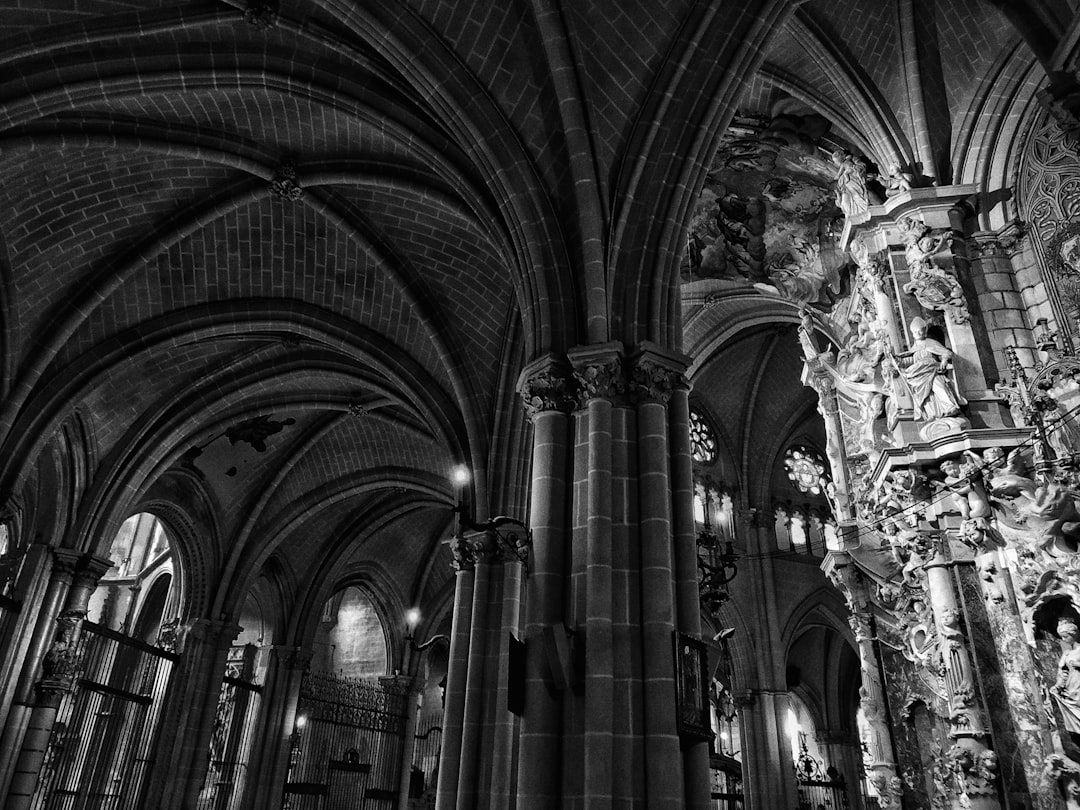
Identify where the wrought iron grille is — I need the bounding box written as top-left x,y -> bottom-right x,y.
30,621 -> 177,810
794,743 -> 850,810
284,672 -> 408,810
196,645 -> 262,810
411,719 -> 442,799
709,754 -> 744,810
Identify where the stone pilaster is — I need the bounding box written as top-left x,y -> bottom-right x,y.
969,229 -> 1038,381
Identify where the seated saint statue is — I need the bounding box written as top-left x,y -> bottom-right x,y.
895,317 -> 961,420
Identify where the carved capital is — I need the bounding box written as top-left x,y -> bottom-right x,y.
969,225 -> 1027,259
573,358 -> 624,405
269,645 -> 313,672
449,533 -> 475,571
518,355 -> 575,418
569,342 -> 624,407
627,343 -> 690,406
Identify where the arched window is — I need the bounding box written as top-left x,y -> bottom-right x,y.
87,512 -> 177,639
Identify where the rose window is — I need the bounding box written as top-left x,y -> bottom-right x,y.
689,409 -> 717,464
783,446 -> 829,495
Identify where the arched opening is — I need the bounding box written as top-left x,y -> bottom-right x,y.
31,512 -> 181,810
86,512 -> 179,637
283,585 -> 405,807
312,585 -> 390,679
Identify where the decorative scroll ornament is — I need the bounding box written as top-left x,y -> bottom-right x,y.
519,368 -> 574,419
898,217 -> 968,324
270,159 -> 303,200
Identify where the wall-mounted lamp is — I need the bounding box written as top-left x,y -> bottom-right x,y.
404,607 -> 450,652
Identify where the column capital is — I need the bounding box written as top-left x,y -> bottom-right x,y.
518,354 -> 575,418
449,532 -> 475,571
969,223 -> 1028,259
627,342 -> 690,405
569,341 -> 624,406
50,548 -> 111,586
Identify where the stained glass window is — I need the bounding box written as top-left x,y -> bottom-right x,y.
689,409 -> 717,464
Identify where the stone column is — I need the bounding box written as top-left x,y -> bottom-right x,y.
396,676 -> 420,810
508,345 -> 703,809
923,542 -> 1002,810
149,618 -> 241,810
815,730 -> 864,810
972,551 -> 1051,809
487,541 -> 524,808
239,646 -> 311,810
0,542 -> 57,797
737,689 -> 795,810
669,381 -> 710,810
515,356 -> 573,810
4,550 -> 111,810
435,533 -> 476,810
454,527 -> 525,810
804,368 -> 855,522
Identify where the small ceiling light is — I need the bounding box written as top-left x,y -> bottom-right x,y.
452,466 -> 470,485
405,607 -> 421,634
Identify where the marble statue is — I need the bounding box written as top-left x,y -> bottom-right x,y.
1056,617 -> 1080,742
941,455 -> 1001,550
894,318 -> 962,421
831,149 -> 870,219
882,163 -> 914,197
